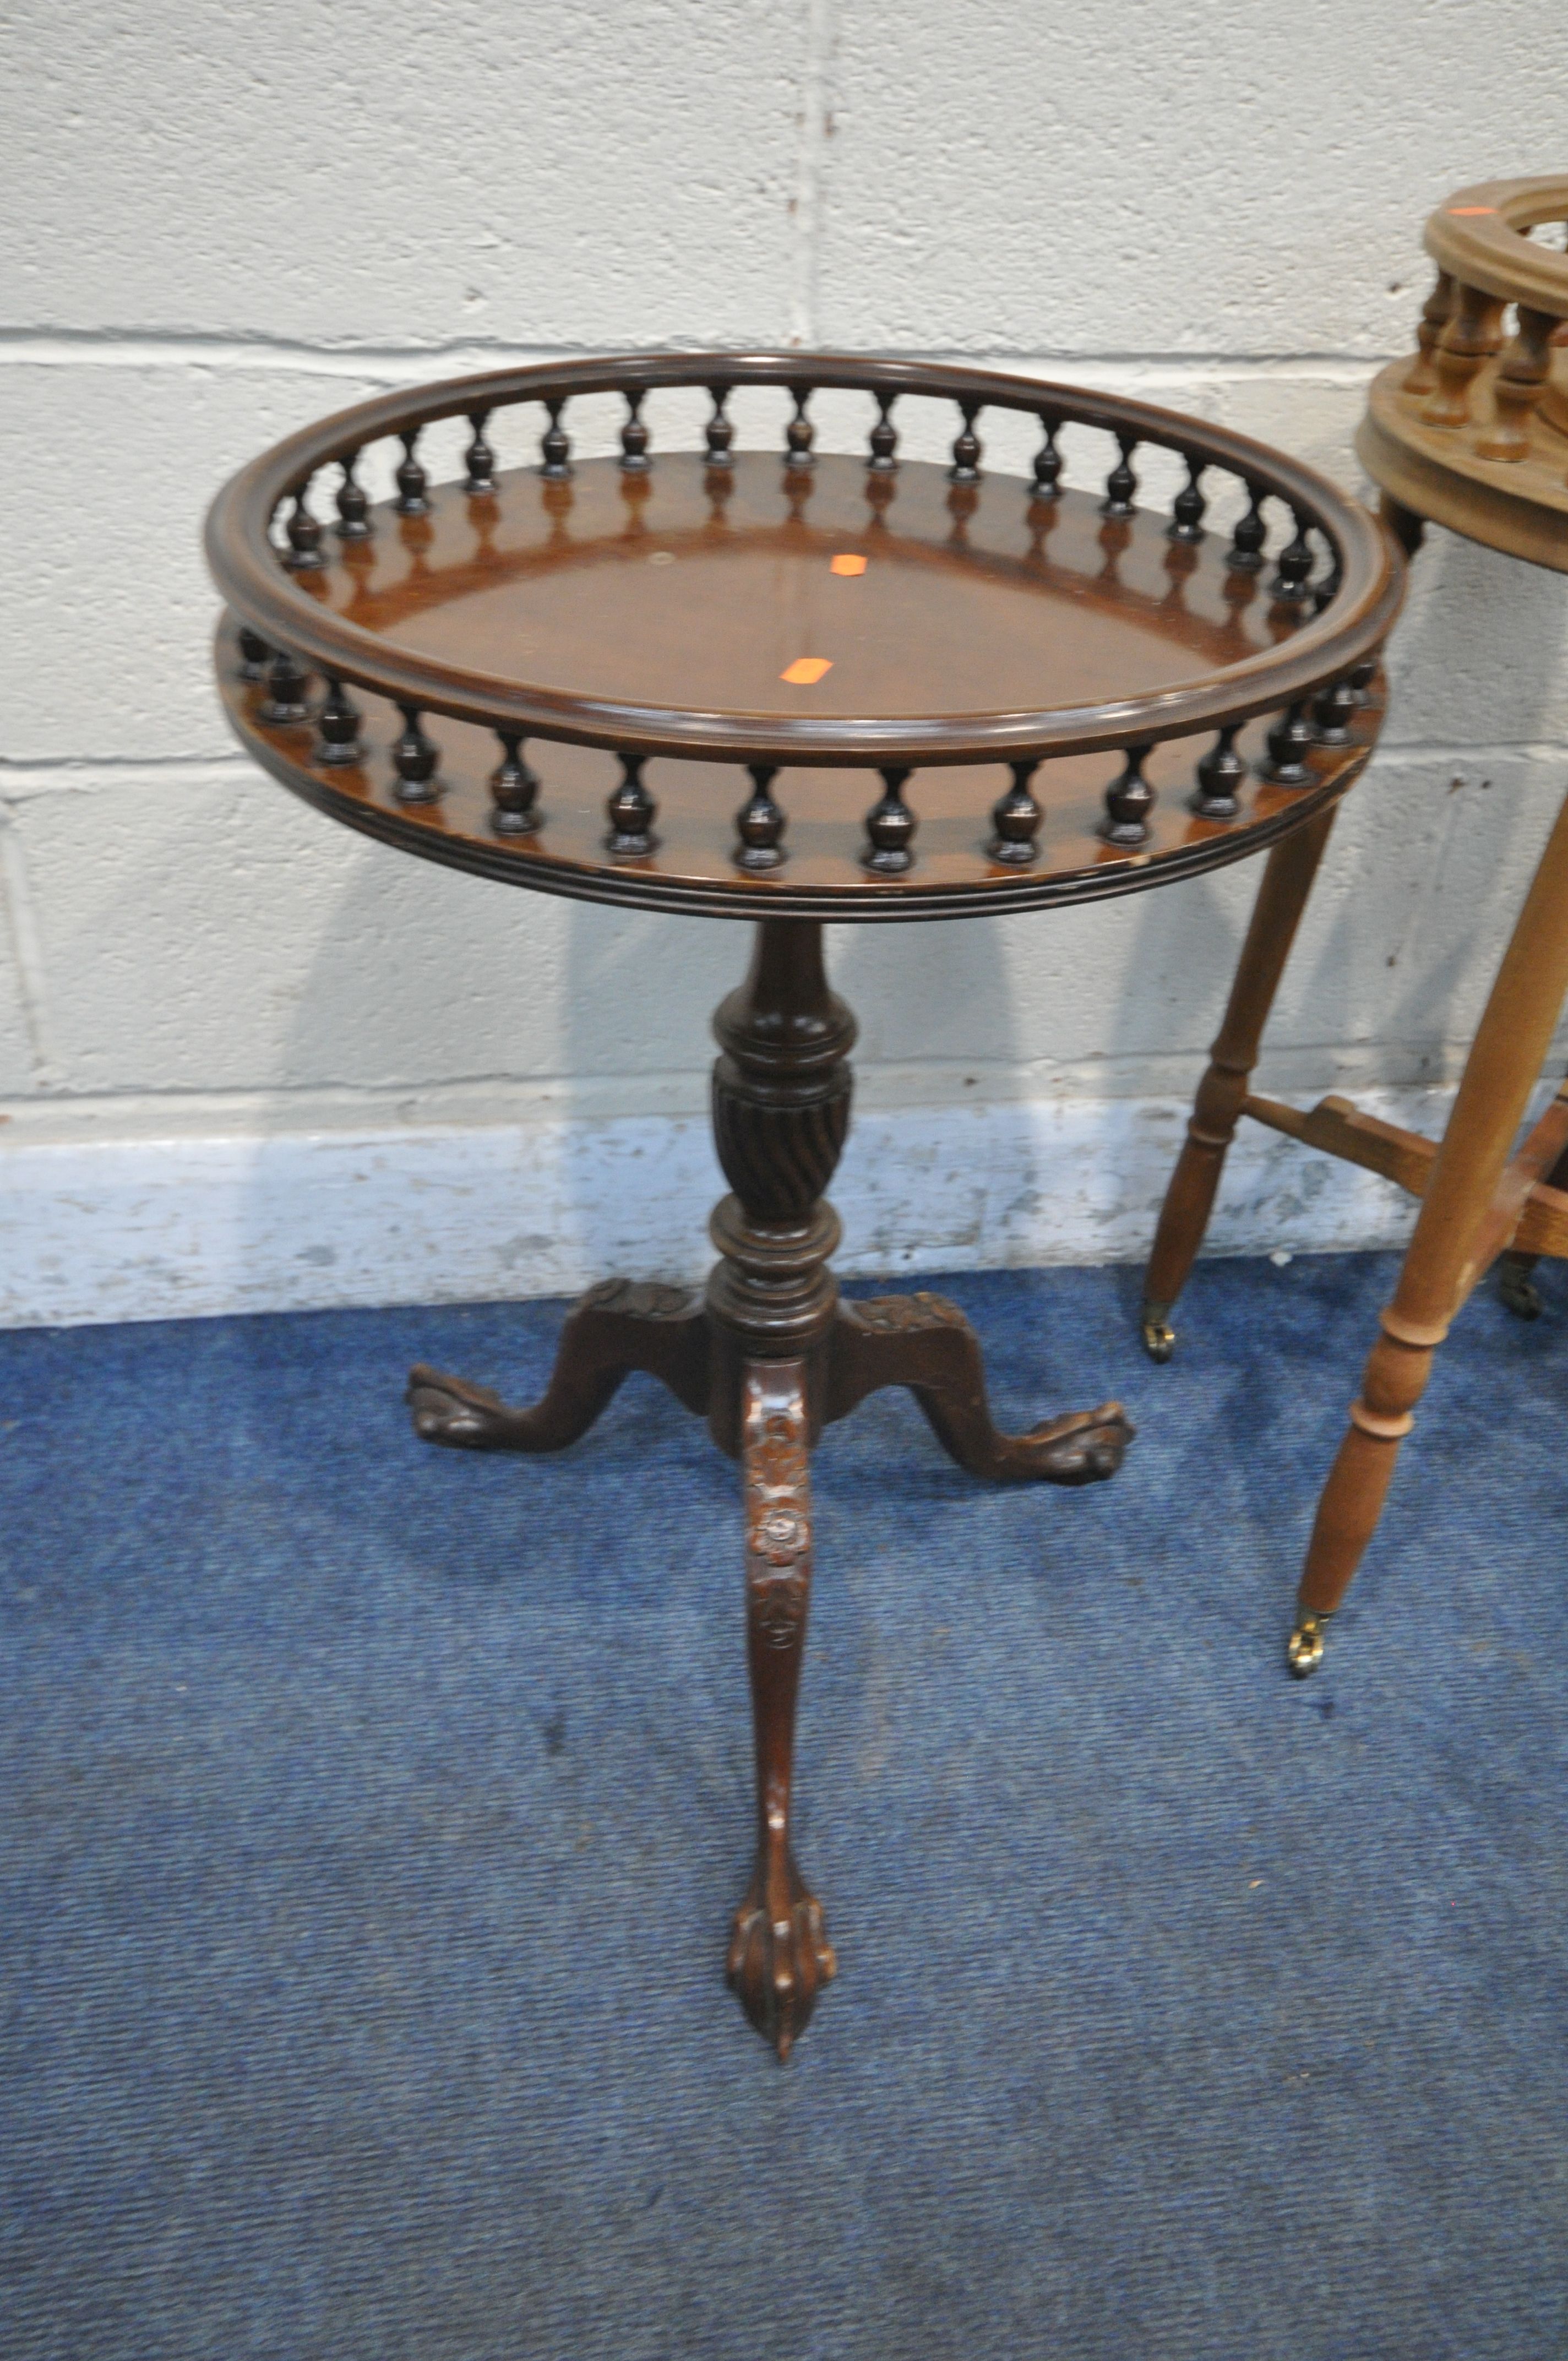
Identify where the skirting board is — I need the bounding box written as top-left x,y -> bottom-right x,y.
0,1087 -> 1447,1330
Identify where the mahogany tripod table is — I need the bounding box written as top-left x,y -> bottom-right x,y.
1143,176 -> 1568,1679
206,353 -> 1400,2054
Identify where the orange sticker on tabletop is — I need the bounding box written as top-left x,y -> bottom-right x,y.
781,657 -> 834,684
830,553 -> 867,576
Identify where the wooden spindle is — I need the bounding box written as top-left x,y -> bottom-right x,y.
605,753 -> 657,856
1311,676 -> 1358,747
1098,744 -> 1156,845
1422,282 -> 1506,428
785,388 -> 815,471
464,410 -> 497,495
949,404 -> 982,483
315,677 -> 363,766
392,705 -> 442,802
706,387 -> 734,467
395,431 -> 429,515
540,400 -> 572,479
1312,541 -> 1344,616
861,768 -> 917,873
1344,659 -> 1376,709
1168,459 -> 1207,543
1261,701 -> 1315,787
259,647 -> 309,725
1269,509 -> 1316,605
1227,482 -> 1267,572
281,483 -> 325,572
868,391 -> 899,472
1190,726 -> 1244,819
1405,269 -> 1455,394
489,733 -> 541,834
336,453 -> 372,541
734,765 -> 787,869
1032,417 -> 1063,500
1101,435 -> 1138,518
1475,307 -> 1555,461
620,389 -> 651,472
237,628 -> 270,682
987,760 -> 1044,863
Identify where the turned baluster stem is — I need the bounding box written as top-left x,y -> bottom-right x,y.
1475,306 -> 1555,461
734,765 -> 788,871
464,410 -> 497,496
395,431 -> 430,515
605,752 -> 656,856
1422,282 -> 1506,429
490,733 -> 541,834
1405,269 -> 1455,395
988,760 -> 1044,863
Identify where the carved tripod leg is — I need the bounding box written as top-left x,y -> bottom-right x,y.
826,1294 -> 1133,1484
727,1358 -> 835,2059
1292,788 -> 1568,1675
406,1278 -> 710,1453
1142,806 -> 1338,1361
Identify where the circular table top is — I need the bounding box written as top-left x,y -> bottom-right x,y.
208,354 -> 1401,921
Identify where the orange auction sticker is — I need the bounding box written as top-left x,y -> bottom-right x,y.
1447,206 -> 1496,216
830,553 -> 867,576
781,657 -> 834,684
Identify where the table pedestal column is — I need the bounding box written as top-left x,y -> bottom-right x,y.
407,917 -> 1133,2054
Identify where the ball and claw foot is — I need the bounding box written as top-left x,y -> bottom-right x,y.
1141,1302 -> 1176,1363
1022,1402 -> 1136,1485
407,1367 -> 522,1449
1287,1609 -> 1329,1678
727,1857 -> 837,2061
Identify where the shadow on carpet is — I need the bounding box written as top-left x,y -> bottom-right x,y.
2,1250 -> 1566,2360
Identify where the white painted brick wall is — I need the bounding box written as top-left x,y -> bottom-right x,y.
4,0 -> 1566,1322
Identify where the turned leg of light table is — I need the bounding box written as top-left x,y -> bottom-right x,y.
1289,786 -> 1568,1674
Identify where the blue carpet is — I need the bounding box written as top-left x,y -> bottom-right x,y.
3,1250 -> 1567,2360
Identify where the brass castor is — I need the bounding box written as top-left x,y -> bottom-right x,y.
1498,1252 -> 1542,1320
1286,1609 -> 1329,1678
1141,1302 -> 1176,1363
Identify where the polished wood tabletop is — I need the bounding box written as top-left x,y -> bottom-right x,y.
209,355 -> 1401,922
